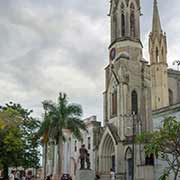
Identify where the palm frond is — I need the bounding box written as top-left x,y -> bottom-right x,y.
66,104 -> 83,117
39,92 -> 86,144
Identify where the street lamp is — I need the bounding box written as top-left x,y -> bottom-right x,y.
120,113 -> 142,180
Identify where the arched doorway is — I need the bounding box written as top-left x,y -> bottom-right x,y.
99,132 -> 116,174
125,147 -> 133,180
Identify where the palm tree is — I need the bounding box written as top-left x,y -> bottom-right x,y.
38,100 -> 53,179
39,93 -> 86,178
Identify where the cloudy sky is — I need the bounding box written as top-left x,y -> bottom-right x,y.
0,0 -> 180,121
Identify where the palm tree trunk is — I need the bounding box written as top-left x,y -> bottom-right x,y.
174,170 -> 179,180
52,143 -> 55,175
44,143 -> 48,180
57,138 -> 63,178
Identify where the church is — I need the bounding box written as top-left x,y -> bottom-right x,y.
43,0 -> 180,180
98,0 -> 180,179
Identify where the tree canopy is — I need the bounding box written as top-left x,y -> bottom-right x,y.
0,108 -> 23,170
0,102 -> 41,177
39,93 -> 86,144
137,116 -> 180,180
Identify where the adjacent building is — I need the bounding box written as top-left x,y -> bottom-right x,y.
43,116 -> 102,180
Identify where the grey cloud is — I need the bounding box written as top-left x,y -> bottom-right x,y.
0,0 -> 180,121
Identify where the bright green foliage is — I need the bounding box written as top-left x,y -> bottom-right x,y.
0,102 -> 41,178
39,93 -> 86,143
0,107 -> 24,176
137,116 -> 180,180
4,102 -> 41,169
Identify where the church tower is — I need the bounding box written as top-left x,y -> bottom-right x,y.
103,0 -> 152,132
100,0 -> 154,179
149,0 -> 169,110
109,0 -> 142,62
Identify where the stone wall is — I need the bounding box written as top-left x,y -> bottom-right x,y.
168,69 -> 180,105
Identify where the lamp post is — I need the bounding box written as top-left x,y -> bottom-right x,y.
120,113 -> 141,180
132,112 -> 136,180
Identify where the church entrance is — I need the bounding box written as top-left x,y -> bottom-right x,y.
127,158 -> 133,180
125,147 -> 133,180
99,133 -> 116,174
112,155 -> 115,171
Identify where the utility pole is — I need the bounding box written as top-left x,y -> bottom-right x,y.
120,113 -> 138,180
132,112 -> 136,180
120,111 -> 142,180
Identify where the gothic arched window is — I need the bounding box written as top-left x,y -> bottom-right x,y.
131,90 -> 138,114
111,90 -> 117,116
121,3 -> 125,37
161,47 -> 164,57
113,13 -> 118,40
169,89 -> 173,106
121,3 -> 124,9
156,47 -> 159,63
130,3 -> 135,37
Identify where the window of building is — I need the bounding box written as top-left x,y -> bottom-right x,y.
75,140 -> 77,152
121,13 -> 125,37
145,154 -> 154,166
169,89 -> 173,106
88,137 -> 91,150
111,90 -> 117,116
161,47 -> 164,58
131,90 -> 138,114
121,3 -> 124,9
113,12 -> 117,40
130,3 -> 135,37
156,47 -> 159,63
121,3 -> 125,37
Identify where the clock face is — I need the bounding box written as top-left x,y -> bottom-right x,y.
110,48 -> 116,61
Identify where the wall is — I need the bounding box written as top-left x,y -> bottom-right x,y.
168,69 -> 180,105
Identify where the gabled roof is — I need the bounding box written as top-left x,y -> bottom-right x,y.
107,123 -> 121,144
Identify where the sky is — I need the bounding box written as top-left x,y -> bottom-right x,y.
0,0 -> 180,122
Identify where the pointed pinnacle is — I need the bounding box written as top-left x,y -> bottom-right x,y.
152,0 -> 162,33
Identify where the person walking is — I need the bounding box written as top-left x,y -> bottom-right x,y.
110,169 -> 115,180
9,171 -> 16,180
95,172 -> 100,180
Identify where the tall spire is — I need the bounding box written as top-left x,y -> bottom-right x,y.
152,0 -> 162,33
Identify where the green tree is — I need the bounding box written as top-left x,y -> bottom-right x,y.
137,116 -> 180,180
39,93 -> 86,177
4,102 -> 41,169
0,107 -> 24,178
